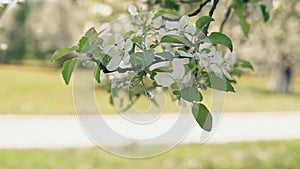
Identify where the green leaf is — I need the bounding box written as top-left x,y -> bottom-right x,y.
192,103 -> 212,131
161,0 -> 179,11
62,59 -> 77,85
161,35 -> 193,47
206,73 -> 235,92
94,67 -> 101,83
260,5 -> 270,22
237,59 -> 254,70
130,52 -> 144,67
208,32 -> 233,52
152,81 -> 160,88
130,71 -> 145,88
77,37 -> 88,53
154,8 -> 178,19
132,36 -> 143,44
196,16 -> 215,31
157,52 -> 173,61
128,91 -> 135,102
76,27 -> 103,54
84,27 -> 97,39
130,50 -> 154,68
109,95 -> 114,105
180,86 -> 203,102
144,49 -> 155,67
173,90 -> 181,96
233,0 -> 250,37
239,15 -> 250,37
50,46 -> 77,62
230,69 -> 243,77
102,55 -> 110,65
152,66 -> 173,73
150,72 -> 157,80
150,43 -> 159,49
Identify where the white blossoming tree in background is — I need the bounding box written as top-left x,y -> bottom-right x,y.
50,0 -> 272,132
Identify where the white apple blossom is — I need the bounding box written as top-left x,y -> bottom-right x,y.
196,50 -> 235,80
165,15 -> 197,35
103,33 -> 133,71
155,15 -> 198,42
154,58 -> 191,87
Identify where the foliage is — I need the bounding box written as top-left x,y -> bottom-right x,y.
51,0 -> 272,131
0,0 -> 84,65
0,1 -> 30,63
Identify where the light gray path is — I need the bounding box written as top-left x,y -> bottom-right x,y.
0,112 -> 300,149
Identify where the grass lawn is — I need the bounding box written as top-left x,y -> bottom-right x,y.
0,140 -> 299,169
0,64 -> 299,114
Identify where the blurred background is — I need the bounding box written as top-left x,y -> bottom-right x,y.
0,0 -> 299,168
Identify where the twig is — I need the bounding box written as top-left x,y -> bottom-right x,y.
220,4 -> 232,33
87,53 -> 142,73
203,0 -> 219,35
161,16 -> 180,22
88,53 -> 170,74
179,0 -> 203,3
188,0 -> 211,17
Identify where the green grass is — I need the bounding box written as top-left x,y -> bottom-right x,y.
0,64 -> 299,114
0,140 -> 299,169
224,75 -> 300,112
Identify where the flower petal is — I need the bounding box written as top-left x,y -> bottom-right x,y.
172,59 -> 187,80
107,56 -> 121,71
103,45 -> 118,57
123,53 -> 130,64
182,72 -> 192,83
185,25 -> 197,35
149,61 -> 170,71
124,39 -> 133,52
224,50 -> 237,66
103,45 -> 114,54
115,33 -> 125,48
177,50 -> 194,58
209,64 -> 223,76
211,51 -> 224,65
179,15 -> 189,27
222,67 -> 233,80
166,21 -> 180,30
154,73 -> 174,87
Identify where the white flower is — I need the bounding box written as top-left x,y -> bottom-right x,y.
196,50 -> 235,80
177,50 -> 194,58
103,33 -> 133,71
165,16 -> 197,35
195,50 -> 214,67
154,58 -> 191,87
154,72 -> 174,87
224,50 -> 237,67
128,5 -> 138,15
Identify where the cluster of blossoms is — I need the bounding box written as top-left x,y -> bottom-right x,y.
51,5 -> 252,131
101,6 -> 237,89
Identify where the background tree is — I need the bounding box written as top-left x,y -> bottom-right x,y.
0,1 -> 29,63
